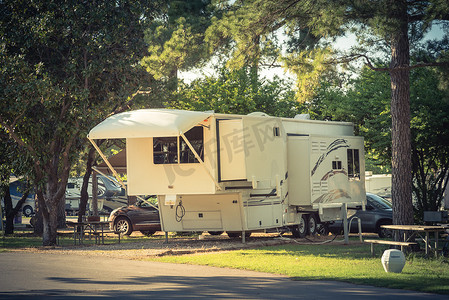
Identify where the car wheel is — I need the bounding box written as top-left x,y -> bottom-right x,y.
330,227 -> 343,235
308,214 -> 318,236
114,216 -> 133,235
208,231 -> 224,236
22,205 -> 33,217
140,230 -> 156,236
291,215 -> 308,238
317,223 -> 330,236
377,220 -> 393,238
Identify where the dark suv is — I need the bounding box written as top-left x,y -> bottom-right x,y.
328,193 -> 393,238
108,200 -> 161,236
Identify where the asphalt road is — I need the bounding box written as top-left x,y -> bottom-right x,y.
0,252 -> 446,299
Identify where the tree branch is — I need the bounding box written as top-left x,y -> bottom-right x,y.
409,61 -> 449,70
0,117 -> 37,157
107,89 -> 152,117
334,53 -> 449,71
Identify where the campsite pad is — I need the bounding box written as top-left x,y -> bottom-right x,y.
12,232 -> 337,259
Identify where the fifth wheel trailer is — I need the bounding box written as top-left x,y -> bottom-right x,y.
88,109 -> 366,238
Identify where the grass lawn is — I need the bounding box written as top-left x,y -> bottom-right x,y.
147,241 -> 449,295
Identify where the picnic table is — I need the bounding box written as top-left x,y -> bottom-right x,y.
64,220 -> 112,245
381,224 -> 449,258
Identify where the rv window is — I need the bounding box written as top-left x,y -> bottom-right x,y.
153,126 -> 204,164
332,161 -> 342,170
273,127 -> 280,137
347,149 -> 360,179
153,137 -> 178,164
180,126 -> 204,163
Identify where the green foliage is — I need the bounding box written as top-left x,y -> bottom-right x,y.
410,67 -> 449,219
282,48 -> 336,102
141,0 -> 216,85
168,65 -> 302,117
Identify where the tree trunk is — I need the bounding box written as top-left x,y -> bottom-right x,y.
38,185 -> 66,246
92,171 -> 98,216
57,194 -> 66,228
389,0 -> 414,237
78,146 -> 96,222
37,155 -> 71,246
3,184 -> 14,235
3,182 -> 29,235
42,200 -> 58,246
32,204 -> 44,235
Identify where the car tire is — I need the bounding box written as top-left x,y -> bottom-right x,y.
377,220 -> 393,238
140,230 -> 156,236
208,231 -> 224,236
291,215 -> 308,238
317,223 -> 330,236
22,205 -> 33,217
114,216 -> 133,235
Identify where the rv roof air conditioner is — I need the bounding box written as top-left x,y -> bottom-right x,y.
247,112 -> 269,117
294,114 -> 310,120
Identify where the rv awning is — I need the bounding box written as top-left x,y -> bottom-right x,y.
88,109 -> 213,139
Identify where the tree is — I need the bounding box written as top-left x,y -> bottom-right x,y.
141,0 -> 218,91
0,1 -> 158,245
0,130 -> 33,235
169,64 -> 302,117
207,0 -> 449,229
409,67 -> 449,221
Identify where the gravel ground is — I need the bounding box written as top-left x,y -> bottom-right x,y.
11,232 -> 341,260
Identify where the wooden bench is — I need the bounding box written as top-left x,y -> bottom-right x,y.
364,239 -> 417,257
57,229 -> 81,245
90,230 -> 121,244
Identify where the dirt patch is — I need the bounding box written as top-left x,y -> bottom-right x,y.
10,232 -> 341,260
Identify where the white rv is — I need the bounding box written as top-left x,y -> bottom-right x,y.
88,109 -> 366,238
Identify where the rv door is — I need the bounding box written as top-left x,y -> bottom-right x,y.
217,119 -> 247,181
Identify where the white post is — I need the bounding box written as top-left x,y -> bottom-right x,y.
342,203 -> 349,244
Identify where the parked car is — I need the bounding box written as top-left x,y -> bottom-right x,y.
108,200 -> 161,236
328,193 -> 393,238
2,178 -> 35,217
65,175 -> 123,214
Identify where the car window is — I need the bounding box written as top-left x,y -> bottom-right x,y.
138,201 -> 158,209
367,194 -> 392,210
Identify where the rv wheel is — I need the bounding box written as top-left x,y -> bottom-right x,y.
291,215 -> 308,238
308,214 -> 318,236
